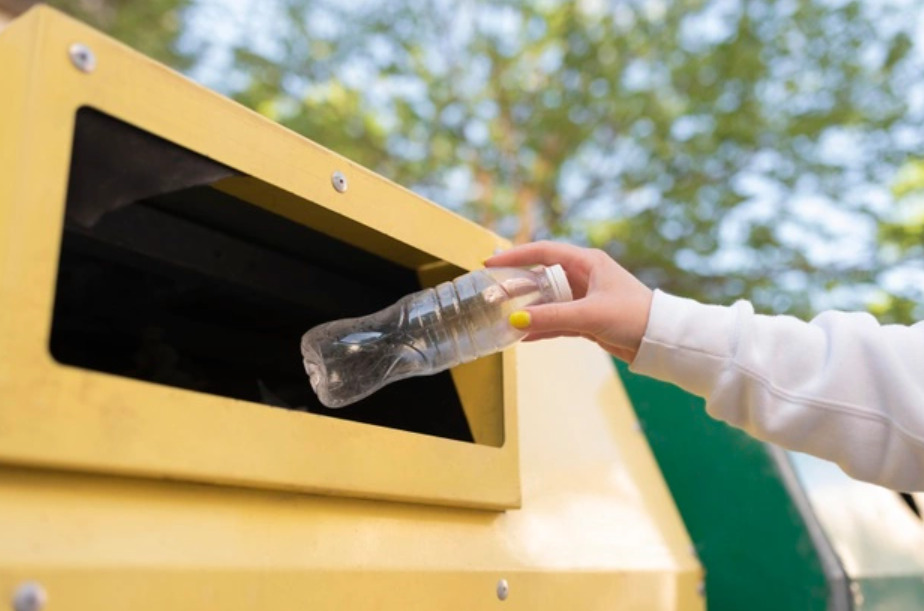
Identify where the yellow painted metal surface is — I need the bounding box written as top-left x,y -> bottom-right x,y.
0,6 -> 516,510
1,340 -> 702,609
0,7 -> 702,609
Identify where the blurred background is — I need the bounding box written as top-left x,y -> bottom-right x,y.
3,0 -> 923,322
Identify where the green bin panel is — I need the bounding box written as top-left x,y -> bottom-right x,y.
615,360 -> 829,610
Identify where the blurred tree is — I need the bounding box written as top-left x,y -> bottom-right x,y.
46,0 -> 193,69
874,158 -> 924,322
219,0 -> 923,319
47,0 -> 924,320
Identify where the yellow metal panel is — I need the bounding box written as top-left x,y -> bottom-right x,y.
213,176 -> 446,271
0,10 -> 38,345
0,8 -> 702,607
0,339 -> 702,610
449,354 -> 505,447
0,6 -> 517,509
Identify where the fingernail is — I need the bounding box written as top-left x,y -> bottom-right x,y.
509,310 -> 531,330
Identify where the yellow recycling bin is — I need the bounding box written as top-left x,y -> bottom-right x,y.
0,7 -> 702,609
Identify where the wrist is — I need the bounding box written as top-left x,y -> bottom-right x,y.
628,287 -> 654,353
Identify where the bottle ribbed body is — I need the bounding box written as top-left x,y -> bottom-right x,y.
301,265 -> 570,408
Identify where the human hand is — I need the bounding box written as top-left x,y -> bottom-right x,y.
485,241 -> 654,362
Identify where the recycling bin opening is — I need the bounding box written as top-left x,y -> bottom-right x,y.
49,107 -> 482,444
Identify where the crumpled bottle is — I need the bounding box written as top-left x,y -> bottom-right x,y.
301,264 -> 573,408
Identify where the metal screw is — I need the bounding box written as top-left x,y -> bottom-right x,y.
697,581 -> 705,597
68,43 -> 96,73
12,582 -> 47,611
331,171 -> 348,193
496,578 -> 509,601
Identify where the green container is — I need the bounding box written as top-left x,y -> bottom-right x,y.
615,360 -> 830,610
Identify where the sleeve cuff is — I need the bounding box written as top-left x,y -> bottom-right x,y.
629,290 -> 745,397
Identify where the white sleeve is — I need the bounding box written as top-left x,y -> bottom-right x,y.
629,289 -> 924,491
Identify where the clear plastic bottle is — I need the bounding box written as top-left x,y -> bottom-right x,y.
301,265 -> 573,408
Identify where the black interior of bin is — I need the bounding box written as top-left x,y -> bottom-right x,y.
49,107 -> 474,443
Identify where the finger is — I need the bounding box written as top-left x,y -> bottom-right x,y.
508,301 -> 585,335
485,240 -> 590,272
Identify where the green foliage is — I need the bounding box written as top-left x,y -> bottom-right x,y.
215,0 -> 923,320
51,0 -> 924,322
868,292 -> 920,326
875,158 -> 924,322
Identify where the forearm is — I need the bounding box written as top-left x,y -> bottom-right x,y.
630,290 -> 924,491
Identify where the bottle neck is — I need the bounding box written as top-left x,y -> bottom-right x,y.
536,264 -> 573,303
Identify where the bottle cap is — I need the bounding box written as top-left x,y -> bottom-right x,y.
544,264 -> 573,302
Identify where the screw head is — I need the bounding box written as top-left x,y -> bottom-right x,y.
496,578 -> 509,601
697,580 -> 705,597
12,582 -> 47,611
68,43 -> 96,73
331,171 -> 348,193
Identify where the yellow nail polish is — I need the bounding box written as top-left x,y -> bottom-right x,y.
509,311 -> 531,330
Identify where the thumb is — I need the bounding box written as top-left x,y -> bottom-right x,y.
509,301 -> 585,335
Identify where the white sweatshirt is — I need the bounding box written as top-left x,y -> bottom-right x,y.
630,290 -> 924,492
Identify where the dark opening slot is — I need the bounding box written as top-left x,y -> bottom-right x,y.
50,107 -> 474,443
